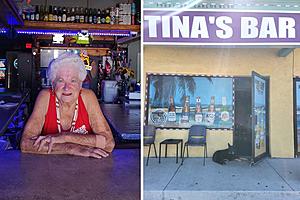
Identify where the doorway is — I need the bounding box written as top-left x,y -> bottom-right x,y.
234,72 -> 269,163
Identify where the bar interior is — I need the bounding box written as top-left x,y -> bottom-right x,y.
0,0 -> 140,199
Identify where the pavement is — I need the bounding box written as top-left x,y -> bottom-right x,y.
144,157 -> 300,200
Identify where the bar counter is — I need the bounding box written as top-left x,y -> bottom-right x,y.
0,149 -> 140,200
100,104 -> 140,140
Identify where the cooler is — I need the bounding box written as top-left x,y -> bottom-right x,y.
102,80 -> 118,103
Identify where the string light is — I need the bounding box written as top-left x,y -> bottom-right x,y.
16,29 -> 131,36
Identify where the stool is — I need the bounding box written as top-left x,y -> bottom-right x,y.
159,139 -> 183,164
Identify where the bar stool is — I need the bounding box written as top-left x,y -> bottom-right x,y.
159,139 -> 183,163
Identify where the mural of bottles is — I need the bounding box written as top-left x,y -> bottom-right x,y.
147,75 -> 233,129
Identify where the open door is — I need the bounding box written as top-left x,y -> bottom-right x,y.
251,71 -> 269,163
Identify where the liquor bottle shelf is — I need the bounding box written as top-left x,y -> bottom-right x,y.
19,21 -> 140,32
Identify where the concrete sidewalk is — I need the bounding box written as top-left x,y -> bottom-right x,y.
144,157 -> 300,200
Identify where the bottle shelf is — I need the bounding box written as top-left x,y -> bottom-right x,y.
20,21 -> 140,32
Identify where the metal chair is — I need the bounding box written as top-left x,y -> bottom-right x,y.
181,125 -> 207,166
144,125 -> 157,166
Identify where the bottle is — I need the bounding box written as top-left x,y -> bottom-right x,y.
100,9 -> 106,24
181,96 -> 190,123
93,8 -> 97,24
206,96 -> 216,125
97,9 -> 101,24
67,7 -> 71,22
39,5 -> 44,21
62,7 -> 67,22
131,2 -> 136,25
48,5 -> 53,21
135,10 -> 140,25
53,6 -> 58,21
57,7 -> 62,22
75,7 -> 80,23
43,5 -> 49,21
70,7 -> 75,22
79,7 -> 85,23
220,96 -> 230,122
168,96 -> 176,122
35,5 -> 39,21
88,8 -> 93,24
110,7 -> 115,25
115,5 -> 119,24
22,9 -> 26,20
30,6 -> 35,21
194,97 -> 203,123
105,9 -> 111,24
84,8 -> 89,23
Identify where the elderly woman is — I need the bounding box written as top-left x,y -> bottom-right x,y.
21,52 -> 115,158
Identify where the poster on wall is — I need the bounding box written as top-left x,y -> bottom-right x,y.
146,74 -> 233,129
253,75 -> 266,155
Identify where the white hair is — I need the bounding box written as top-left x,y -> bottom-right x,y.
47,52 -> 87,83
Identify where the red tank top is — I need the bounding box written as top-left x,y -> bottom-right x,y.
42,89 -> 92,135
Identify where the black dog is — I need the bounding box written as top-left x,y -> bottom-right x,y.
212,143 -> 238,165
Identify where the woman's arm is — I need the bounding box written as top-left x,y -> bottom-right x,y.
20,89 -> 50,154
20,90 -> 75,155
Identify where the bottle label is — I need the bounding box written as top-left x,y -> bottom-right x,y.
49,14 -> 53,21
220,111 -> 229,122
30,14 -> 35,21
195,113 -> 203,123
62,14 -> 66,22
110,16 -> 115,24
105,16 -> 111,24
206,112 -> 215,124
168,112 -> 176,122
80,16 -> 84,23
181,114 -> 189,123
97,17 -> 101,24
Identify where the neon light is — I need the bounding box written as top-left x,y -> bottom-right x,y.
17,29 -> 132,36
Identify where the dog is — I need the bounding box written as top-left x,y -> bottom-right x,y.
212,143 -> 238,165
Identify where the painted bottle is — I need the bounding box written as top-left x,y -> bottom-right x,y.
181,96 -> 190,123
206,96 -> 216,125
220,96 -> 230,122
168,96 -> 176,122
195,96 -> 203,123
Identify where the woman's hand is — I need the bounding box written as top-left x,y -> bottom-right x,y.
72,146 -> 109,159
32,134 -> 65,153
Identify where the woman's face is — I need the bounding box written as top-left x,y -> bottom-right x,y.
53,67 -> 82,104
